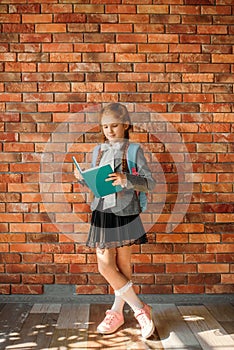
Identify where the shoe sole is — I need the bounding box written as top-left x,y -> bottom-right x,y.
142,320 -> 155,339
142,305 -> 155,339
97,320 -> 125,334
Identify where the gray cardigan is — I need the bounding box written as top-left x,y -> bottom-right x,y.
90,144 -> 156,216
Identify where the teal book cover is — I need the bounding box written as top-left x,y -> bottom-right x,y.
72,156 -> 122,198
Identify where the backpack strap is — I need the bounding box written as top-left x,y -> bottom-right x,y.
127,143 -> 147,212
127,143 -> 140,175
92,144 -> 101,167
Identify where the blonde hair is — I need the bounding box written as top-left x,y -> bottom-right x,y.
99,103 -> 132,141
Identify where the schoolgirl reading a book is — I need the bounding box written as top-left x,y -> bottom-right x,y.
74,103 -> 156,339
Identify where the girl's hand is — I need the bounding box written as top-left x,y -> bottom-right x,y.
106,172 -> 127,188
74,168 -> 83,181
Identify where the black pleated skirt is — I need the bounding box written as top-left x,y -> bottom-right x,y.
86,209 -> 147,249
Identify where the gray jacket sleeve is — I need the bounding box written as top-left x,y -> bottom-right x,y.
125,146 -> 156,192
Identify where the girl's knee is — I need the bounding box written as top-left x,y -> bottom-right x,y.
96,248 -> 116,277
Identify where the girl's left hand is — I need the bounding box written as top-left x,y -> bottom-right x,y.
106,172 -> 127,188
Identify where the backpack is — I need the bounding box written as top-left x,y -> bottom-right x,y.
91,143 -> 147,212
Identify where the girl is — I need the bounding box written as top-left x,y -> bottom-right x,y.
74,103 -> 156,339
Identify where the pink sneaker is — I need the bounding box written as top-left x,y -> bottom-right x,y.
97,310 -> 124,334
134,304 -> 155,339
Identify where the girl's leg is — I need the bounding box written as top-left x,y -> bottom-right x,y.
111,245 -> 132,313
96,247 -> 128,290
97,246 -> 143,310
97,246 -> 154,338
96,247 -> 127,334
116,245 -> 132,280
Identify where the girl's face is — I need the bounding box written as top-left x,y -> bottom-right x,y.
101,113 -> 129,143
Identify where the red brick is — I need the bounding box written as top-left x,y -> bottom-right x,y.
38,264 -> 68,274
180,53 -> 210,63
105,82 -> 136,92
0,285 -> 10,294
135,63 -> 164,72
54,14 -> 86,23
180,34 -> 210,44
87,14 -> 118,23
0,253 -> 21,263
106,5 -> 136,14
101,24 -> 132,32
5,62 -> 36,72
54,254 -> 86,264
76,285 -> 107,295
0,214 -> 23,223
20,34 -> 51,43
217,254 -> 234,263
10,224 -> 41,233
11,285 -> 43,294
198,264 -> 229,273
166,63 -> 197,72
3,24 -> 34,33
0,233 -> 25,243
198,25 -> 228,34
166,264 -> 197,274
0,243 -> 9,252
0,274 -> 20,284
174,285 -> 205,293
55,274 -> 87,285
119,14 -> 149,23
70,264 -> 98,274
206,285 -> 234,294
137,5 -> 168,13
117,34 -> 145,45
216,214 -> 234,223
83,53 -> 114,63
212,54 -> 234,63
8,3 -> 39,12
182,15 -> 212,24
6,264 -> 36,274
0,14 -> 20,22
36,24 -> 66,33
22,253 -> 52,263
157,234 -> 189,243
119,93 -> 151,103
185,254 -> 216,263
141,285 -> 172,294
221,274 -> 234,284
153,254 -> 183,263
22,275 -> 54,284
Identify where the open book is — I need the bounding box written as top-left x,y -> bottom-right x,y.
72,156 -> 122,198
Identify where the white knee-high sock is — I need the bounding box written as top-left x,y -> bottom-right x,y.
111,295 -> 125,314
115,281 -> 143,312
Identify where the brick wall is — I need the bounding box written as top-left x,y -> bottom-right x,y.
0,1 -> 233,295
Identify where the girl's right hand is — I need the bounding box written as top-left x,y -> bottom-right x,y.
74,168 -> 83,181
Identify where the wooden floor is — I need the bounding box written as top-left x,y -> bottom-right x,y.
0,302 -> 234,350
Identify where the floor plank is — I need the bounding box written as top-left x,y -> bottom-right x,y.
178,304 -> 234,350
49,328 -> 88,349
56,303 -> 90,329
151,303 -> 202,350
204,303 -> 234,341
0,303 -> 32,350
5,312 -> 59,350
204,303 -> 234,322
49,304 -> 90,349
30,303 -> 61,314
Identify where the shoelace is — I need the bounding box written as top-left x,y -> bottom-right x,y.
136,312 -> 150,329
105,313 -> 117,325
